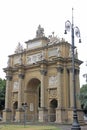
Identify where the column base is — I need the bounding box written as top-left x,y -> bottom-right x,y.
15,108 -> 24,122
55,108 -> 63,123
38,107 -> 47,122
55,108 -> 85,124
3,108 -> 12,122
67,108 -> 85,125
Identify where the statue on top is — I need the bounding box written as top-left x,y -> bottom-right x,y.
36,25 -> 44,38
15,42 -> 23,54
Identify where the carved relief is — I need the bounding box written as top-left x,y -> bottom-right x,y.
49,89 -> 57,98
48,47 -> 61,58
26,52 -> 45,64
48,48 -> 57,57
13,55 -> 22,65
13,92 -> 18,102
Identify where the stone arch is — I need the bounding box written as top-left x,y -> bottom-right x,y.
13,101 -> 18,120
26,78 -> 41,121
49,99 -> 58,122
50,99 -> 58,108
13,101 -> 18,109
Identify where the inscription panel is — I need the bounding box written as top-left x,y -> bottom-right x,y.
13,82 -> 19,91
48,75 -> 57,87
27,41 -> 42,49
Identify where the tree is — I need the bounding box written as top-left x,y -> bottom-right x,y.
79,84 -> 87,114
0,78 -> 6,110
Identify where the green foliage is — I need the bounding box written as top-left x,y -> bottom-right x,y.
0,78 -> 6,110
79,84 -> 87,110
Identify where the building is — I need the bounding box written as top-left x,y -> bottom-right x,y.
3,25 -> 83,123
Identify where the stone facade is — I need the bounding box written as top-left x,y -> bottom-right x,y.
3,25 -> 84,124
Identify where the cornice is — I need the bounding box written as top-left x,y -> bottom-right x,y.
66,57 -> 83,65
3,66 -> 13,72
25,36 -> 49,43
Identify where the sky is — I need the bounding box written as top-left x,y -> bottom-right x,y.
0,0 -> 87,87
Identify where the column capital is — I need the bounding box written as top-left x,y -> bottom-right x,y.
68,68 -> 79,74
40,69 -> 47,76
18,73 -> 25,79
67,68 -> 73,73
6,75 -> 12,81
56,67 -> 63,73
3,108 -> 12,112
75,69 -> 79,74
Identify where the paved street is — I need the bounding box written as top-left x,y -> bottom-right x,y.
58,125 -> 87,130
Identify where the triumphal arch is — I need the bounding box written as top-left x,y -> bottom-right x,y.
3,25 -> 83,123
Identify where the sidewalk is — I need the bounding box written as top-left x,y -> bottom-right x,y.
59,125 -> 87,130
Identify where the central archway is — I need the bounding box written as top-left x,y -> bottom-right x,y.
26,78 -> 41,121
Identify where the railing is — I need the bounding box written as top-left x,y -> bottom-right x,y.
6,113 -> 56,123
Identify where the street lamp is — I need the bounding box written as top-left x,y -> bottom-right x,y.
22,103 -> 28,126
64,8 -> 81,130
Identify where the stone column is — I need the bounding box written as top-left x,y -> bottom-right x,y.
3,75 -> 12,122
40,69 -> 47,108
15,73 -> 24,122
55,67 -> 63,123
18,73 -> 24,109
38,69 -> 47,122
56,67 -> 63,108
75,69 -> 81,108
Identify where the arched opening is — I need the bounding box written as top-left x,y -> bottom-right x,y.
38,84 -> 41,108
26,78 -> 41,121
50,99 -> 58,122
13,101 -> 18,120
13,101 -> 18,109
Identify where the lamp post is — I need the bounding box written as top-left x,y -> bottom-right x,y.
64,8 -> 81,130
22,103 -> 28,126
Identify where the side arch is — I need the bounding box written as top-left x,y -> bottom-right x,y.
49,99 -> 58,122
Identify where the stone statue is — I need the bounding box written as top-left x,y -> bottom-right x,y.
7,58 -> 10,67
57,47 -> 61,57
36,25 -> 44,38
74,48 -> 78,59
69,47 -> 72,57
15,42 -> 23,54
69,47 -> 78,59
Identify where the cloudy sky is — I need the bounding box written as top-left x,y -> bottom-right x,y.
0,0 -> 87,87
